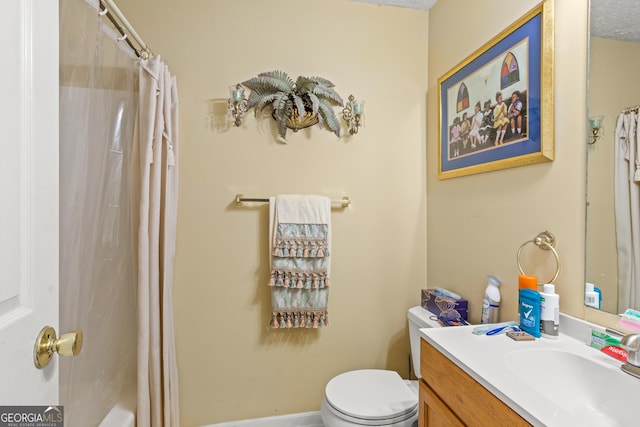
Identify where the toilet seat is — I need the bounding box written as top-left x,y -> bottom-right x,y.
324,369 -> 417,425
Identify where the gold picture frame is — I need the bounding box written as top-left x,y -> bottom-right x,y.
438,0 -> 554,180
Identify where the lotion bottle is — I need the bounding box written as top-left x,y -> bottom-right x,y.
540,283 -> 560,338
481,275 -> 501,324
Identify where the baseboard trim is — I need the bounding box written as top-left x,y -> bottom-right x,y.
204,411 -> 323,427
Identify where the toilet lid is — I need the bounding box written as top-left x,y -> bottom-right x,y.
324,369 -> 417,421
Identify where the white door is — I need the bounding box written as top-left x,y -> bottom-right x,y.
0,0 -> 60,404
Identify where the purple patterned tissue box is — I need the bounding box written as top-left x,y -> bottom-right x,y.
421,289 -> 468,321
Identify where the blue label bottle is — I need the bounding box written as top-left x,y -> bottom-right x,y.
519,288 -> 541,338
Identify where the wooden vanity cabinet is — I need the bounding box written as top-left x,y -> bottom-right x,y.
418,338 -> 531,426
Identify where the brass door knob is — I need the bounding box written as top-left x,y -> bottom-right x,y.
33,326 -> 83,369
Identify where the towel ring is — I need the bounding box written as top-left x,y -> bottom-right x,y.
517,231 -> 560,285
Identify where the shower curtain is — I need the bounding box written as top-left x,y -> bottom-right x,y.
60,1 -> 179,425
137,55 -> 180,427
614,109 -> 640,311
60,1 -> 139,424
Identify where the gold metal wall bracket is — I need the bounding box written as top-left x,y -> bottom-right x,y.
33,326 -> 83,369
532,231 -> 556,249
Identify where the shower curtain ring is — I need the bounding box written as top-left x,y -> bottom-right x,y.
99,5 -> 108,16
117,33 -> 128,42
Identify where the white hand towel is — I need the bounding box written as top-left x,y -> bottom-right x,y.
268,195 -> 331,329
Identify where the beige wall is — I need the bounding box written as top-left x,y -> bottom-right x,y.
116,0 -> 621,425
120,0 -> 428,425
427,0 -> 589,323
586,38 -> 640,313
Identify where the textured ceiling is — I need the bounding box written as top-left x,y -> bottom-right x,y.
355,0 -> 640,43
590,0 -> 640,42
352,0 -> 436,10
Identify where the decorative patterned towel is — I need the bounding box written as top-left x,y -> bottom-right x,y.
268,195 -> 331,329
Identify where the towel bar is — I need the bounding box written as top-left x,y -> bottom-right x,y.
235,194 -> 351,208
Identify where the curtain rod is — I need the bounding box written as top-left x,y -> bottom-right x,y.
100,0 -> 152,59
623,105 -> 640,114
235,194 -> 351,208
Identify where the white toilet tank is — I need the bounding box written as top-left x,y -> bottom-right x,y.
407,306 -> 441,378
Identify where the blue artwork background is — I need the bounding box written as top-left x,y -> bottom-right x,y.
440,13 -> 542,173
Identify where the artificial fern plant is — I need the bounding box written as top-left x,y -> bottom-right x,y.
241,70 -> 344,141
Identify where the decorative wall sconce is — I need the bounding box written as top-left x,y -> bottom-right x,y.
227,84 -> 247,127
229,71 -> 344,142
342,95 -> 364,135
588,115 -> 604,145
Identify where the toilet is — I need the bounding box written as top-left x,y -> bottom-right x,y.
320,306 -> 441,427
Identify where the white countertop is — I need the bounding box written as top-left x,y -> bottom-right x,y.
420,319 -> 636,427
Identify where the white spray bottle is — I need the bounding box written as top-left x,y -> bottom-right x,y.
481,275 -> 502,324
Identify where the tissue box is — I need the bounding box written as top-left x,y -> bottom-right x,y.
421,289 -> 468,321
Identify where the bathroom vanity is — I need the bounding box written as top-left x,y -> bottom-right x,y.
417,316 -> 639,426
418,338 -> 528,426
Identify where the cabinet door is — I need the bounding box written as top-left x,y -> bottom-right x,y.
419,380 -> 464,427
420,339 -> 531,426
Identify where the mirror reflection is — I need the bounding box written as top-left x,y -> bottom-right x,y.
586,0 -> 640,313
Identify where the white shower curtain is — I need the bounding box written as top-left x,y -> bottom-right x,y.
137,55 -> 180,427
614,110 -> 640,311
60,0 -> 139,425
61,1 -> 180,425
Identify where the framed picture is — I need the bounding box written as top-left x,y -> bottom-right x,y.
438,0 -> 554,179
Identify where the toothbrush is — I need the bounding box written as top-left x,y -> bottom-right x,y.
472,321 -> 518,335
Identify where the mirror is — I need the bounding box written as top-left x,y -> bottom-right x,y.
586,0 -> 640,314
